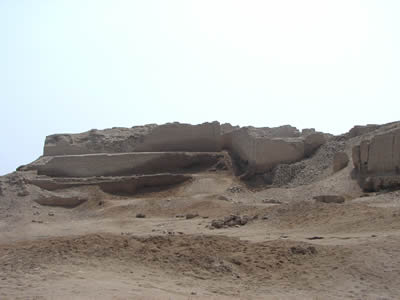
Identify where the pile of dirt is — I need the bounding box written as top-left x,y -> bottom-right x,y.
0,233 -> 331,283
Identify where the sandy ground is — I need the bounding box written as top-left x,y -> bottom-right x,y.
1,164 -> 400,299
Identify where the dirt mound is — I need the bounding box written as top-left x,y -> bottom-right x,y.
0,233 -> 334,282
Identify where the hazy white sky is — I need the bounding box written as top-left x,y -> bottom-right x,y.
1,0 -> 399,175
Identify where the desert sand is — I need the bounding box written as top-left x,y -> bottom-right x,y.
1,122 -> 400,299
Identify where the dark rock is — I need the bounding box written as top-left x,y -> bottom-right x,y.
186,213 -> 199,220
136,213 -> 146,218
211,219 -> 225,229
17,189 -> 29,197
230,258 -> 242,265
262,199 -> 282,204
360,193 -> 371,198
307,236 -> 324,240
314,195 -> 345,204
217,195 -> 229,201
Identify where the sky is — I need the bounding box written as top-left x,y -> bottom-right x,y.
1,0 -> 399,175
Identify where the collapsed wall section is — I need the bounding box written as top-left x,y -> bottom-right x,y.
224,127 -> 324,175
37,152 -> 223,177
254,138 -> 304,172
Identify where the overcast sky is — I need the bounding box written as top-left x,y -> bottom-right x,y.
1,0 -> 399,175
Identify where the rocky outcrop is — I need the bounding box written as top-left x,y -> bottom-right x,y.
44,122 -> 221,156
352,127 -> 400,191
36,152 -> 223,177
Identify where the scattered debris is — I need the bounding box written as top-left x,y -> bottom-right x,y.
210,215 -> 250,229
227,186 -> 243,193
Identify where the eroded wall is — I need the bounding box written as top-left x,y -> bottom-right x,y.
44,122 -> 221,156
